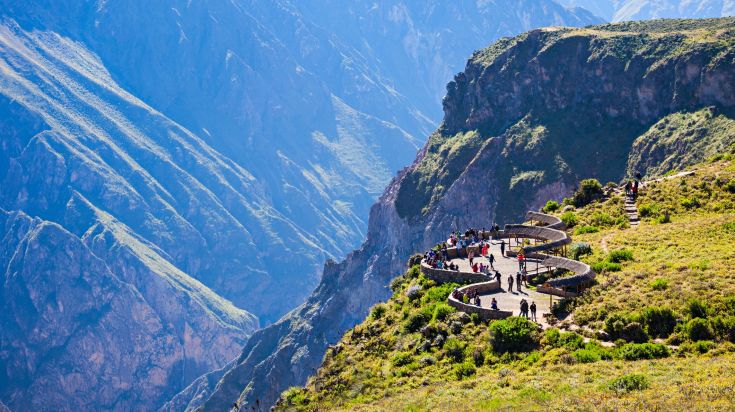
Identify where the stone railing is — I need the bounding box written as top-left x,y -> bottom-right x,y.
447,281 -> 512,320
500,224 -> 571,254
525,211 -> 566,230
420,261 -> 492,284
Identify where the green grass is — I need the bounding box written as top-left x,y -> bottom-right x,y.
276,160 -> 735,411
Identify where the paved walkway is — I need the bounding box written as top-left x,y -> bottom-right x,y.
447,241 -> 560,327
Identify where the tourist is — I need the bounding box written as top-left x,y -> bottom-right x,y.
495,270 -> 501,286
469,249 -> 475,266
488,253 -> 495,270
481,242 -> 489,257
635,171 -> 642,181
625,180 -> 632,197
508,274 -> 514,292
474,294 -> 481,307
517,248 -> 525,270
521,267 -> 528,286
500,240 -> 506,257
633,180 -> 639,198
491,298 -> 499,311
516,271 -> 522,292
520,299 -> 529,318
530,301 -> 537,321
472,262 -> 479,273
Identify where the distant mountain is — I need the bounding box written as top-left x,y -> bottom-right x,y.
0,0 -> 601,324
559,0 -> 735,21
0,21 -> 258,411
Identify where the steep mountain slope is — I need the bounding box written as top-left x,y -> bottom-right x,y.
0,208 -> 254,411
277,159 -> 735,411
0,21 -> 261,411
559,0 -> 735,22
188,18 -> 735,411
1,0 -> 601,322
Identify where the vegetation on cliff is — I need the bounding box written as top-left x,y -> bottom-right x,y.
277,157 -> 735,411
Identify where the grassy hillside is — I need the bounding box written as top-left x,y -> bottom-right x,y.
276,156 -> 735,411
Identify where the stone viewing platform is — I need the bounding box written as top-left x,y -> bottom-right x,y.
420,211 -> 596,326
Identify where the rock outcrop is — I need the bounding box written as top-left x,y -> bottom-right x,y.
186,17 -> 735,411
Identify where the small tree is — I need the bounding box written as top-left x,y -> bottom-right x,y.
573,179 -> 603,207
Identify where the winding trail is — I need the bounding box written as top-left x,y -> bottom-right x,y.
421,211 -> 595,327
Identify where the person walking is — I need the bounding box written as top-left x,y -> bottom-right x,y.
507,274 -> 514,292
500,240 -> 506,257
517,249 -> 525,271
488,253 -> 495,270
495,270 -> 502,286
530,301 -> 537,322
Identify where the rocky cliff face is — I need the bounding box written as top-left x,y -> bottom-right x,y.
0,21 -> 259,411
0,209 -> 253,411
186,17 -> 735,411
559,0 -> 735,22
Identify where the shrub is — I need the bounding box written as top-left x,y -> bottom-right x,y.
391,351 -> 413,367
592,261 -> 621,273
574,225 -> 599,235
470,313 -> 481,325
433,303 -> 456,322
406,285 -> 422,300
607,249 -> 633,263
453,362 -> 476,380
573,179 -> 604,207
639,307 -> 676,338
542,200 -> 560,212
282,387 -> 310,407
608,374 -> 649,393
622,322 -> 649,343
649,278 -> 669,291
443,337 -> 466,362
404,311 -> 430,333
638,203 -> 659,218
569,242 -> 592,260
560,211 -> 578,228
681,340 -> 717,354
687,318 -> 713,341
604,313 -> 629,339
617,343 -> 670,360
688,298 -> 710,319
680,197 -> 701,210
370,304 -> 387,320
489,317 -> 539,353
573,348 -> 601,363
655,212 -> 671,224
472,347 -> 485,367
423,283 -> 459,303
724,180 -> 735,194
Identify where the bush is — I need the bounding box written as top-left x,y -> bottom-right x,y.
443,337 -> 466,362
423,283 -> 459,304
569,242 -> 592,260
404,311 -> 430,333
560,211 -> 578,228
680,197 -> 701,210
617,343 -> 670,360
604,313 -> 629,339
607,249 -> 633,263
655,212 -> 671,224
622,322 -> 649,343
608,374 -> 649,393
406,285 -> 422,300
540,329 -> 584,350
638,203 -> 659,218
639,307 -> 676,338
688,298 -> 710,319
592,261 -> 621,273
433,303 -> 456,322
573,179 -> 604,207
573,348 -> 601,363
370,304 -> 387,320
649,278 -> 669,291
489,317 -> 539,353
687,318 -> 714,341
724,180 -> 735,194
453,362 -> 476,380
574,225 -> 599,235
471,347 -> 485,367
391,351 -> 413,367
542,200 -> 560,213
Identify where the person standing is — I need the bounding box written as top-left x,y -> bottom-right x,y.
516,271 -> 522,292
488,253 -> 495,270
508,274 -> 514,292
500,240 -> 506,257
517,249 -> 525,271
495,270 -> 502,286
530,301 -> 537,322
